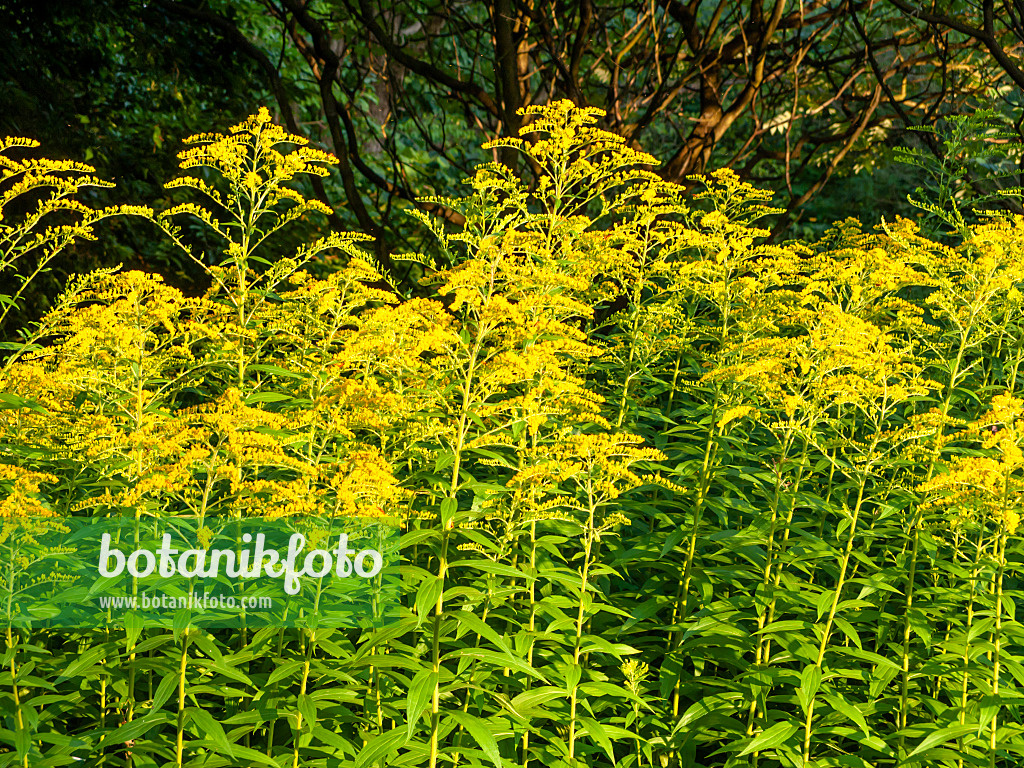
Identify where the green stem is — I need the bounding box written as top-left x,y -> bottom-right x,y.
758,437 -> 812,671
568,487 -> 597,762
746,432 -> 807,763
801,475 -> 868,766
265,628 -> 288,758
958,528 -> 985,768
899,346 -> 966,756
669,387 -> 721,718
292,633 -> 314,768
990,474 -> 1010,768
429,267 -> 494,768
427,530 -> 450,768
174,630 -> 191,768
520,519 -> 538,768
7,626 -> 27,768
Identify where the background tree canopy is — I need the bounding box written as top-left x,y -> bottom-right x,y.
2,0 -> 1024,298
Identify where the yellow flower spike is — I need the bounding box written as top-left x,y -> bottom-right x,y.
700,211 -> 729,230
783,395 -> 803,418
718,405 -> 755,432
0,138 -> 154,336
156,106 -> 355,301
1004,509 -> 1021,534
1001,438 -> 1024,468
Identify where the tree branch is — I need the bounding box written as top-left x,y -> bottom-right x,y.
888,0 -> 1024,91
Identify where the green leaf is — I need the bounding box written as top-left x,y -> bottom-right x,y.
0,393 -> 47,414
797,664 -> 822,713
248,363 -> 305,379
453,559 -> 532,584
312,724 -> 353,754
737,721 -> 800,757
54,645 -> 108,683
448,711 -> 502,768
268,660 -> 304,685
298,693 -> 317,731
206,659 -> 254,687
353,618 -> 419,662
440,497 -> 458,526
578,715 -> 616,764
906,724 -> 977,758
189,631 -> 224,662
244,391 -> 292,404
446,648 -> 546,682
679,693 -> 742,728
756,620 -> 815,636
415,576 -> 443,628
832,616 -> 863,650
186,705 -> 235,758
868,661 -> 900,700
14,711 -> 30,756
354,727 -> 408,768
406,668 -> 437,738
821,693 -> 870,737
150,673 -> 179,714
100,713 -> 163,746
223,744 -> 284,767
453,607 -> 511,653
508,687 -> 565,717
815,589 -> 836,621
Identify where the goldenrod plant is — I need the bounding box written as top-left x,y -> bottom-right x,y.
5,102 -> 1024,768
0,137 -> 150,376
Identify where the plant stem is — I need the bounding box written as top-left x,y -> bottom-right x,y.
520,519 -> 538,768
568,485 -> 597,761
899,346 -> 966,756
7,626 -> 27,768
958,527 -> 985,768
802,476 -> 868,766
292,632 -> 314,768
174,630 -> 190,768
990,473 -> 1010,768
669,388 -> 721,718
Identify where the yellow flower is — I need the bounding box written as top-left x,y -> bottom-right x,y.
719,405 -> 754,431
1004,509 -> 1020,535
783,395 -> 802,418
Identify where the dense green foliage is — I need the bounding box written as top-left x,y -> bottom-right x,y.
3,102 -> 1024,768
